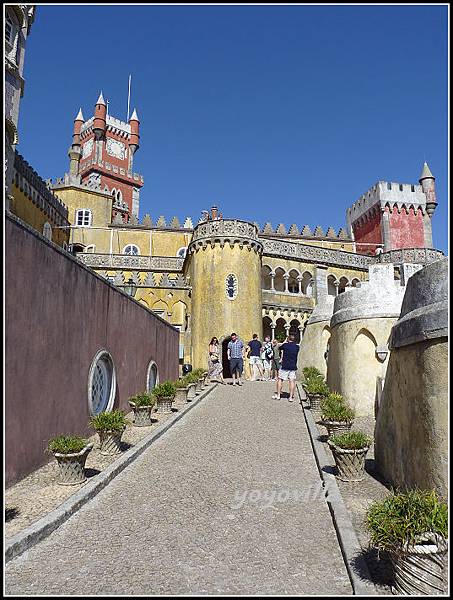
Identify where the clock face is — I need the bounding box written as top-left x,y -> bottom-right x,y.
106,137 -> 125,160
82,138 -> 93,158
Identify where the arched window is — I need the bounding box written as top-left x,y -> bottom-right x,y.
85,245 -> 96,253
123,244 -> 140,255
146,361 -> 159,392
116,190 -> 122,202
42,222 -> 52,241
75,209 -> 92,227
226,274 -> 238,300
5,14 -> 15,46
176,247 -> 187,258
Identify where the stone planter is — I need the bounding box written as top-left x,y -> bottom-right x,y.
53,443 -> 94,485
156,396 -> 174,414
196,378 -> 203,394
307,393 -> 325,411
391,534 -> 448,595
186,383 -> 196,401
328,440 -> 369,482
129,401 -> 154,427
321,420 -> 353,438
98,427 -> 125,456
175,387 -> 189,403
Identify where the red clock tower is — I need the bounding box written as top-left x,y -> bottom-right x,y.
68,92 -> 144,222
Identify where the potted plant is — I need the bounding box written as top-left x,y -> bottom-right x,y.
152,381 -> 176,413
302,366 -> 323,390
47,435 -> 94,485
305,376 -> 330,411
328,431 -> 372,482
174,378 -> 190,403
320,393 -> 355,437
184,373 -> 198,401
89,410 -> 127,455
128,392 -> 156,427
365,489 -> 448,595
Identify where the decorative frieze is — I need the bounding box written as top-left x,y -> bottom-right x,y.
376,248 -> 444,265
76,253 -> 185,272
189,219 -> 263,254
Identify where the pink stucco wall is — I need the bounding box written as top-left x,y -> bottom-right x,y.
6,214 -> 179,485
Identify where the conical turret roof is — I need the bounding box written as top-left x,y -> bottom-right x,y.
130,108 -> 139,121
96,91 -> 106,105
419,161 -> 434,180
74,108 -> 84,121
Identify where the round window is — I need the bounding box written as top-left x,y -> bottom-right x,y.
88,350 -> 116,415
146,361 -> 159,392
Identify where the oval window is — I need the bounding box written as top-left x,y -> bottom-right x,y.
226,274 -> 238,300
88,350 -> 116,415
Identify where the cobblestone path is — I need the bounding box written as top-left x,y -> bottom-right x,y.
5,382 -> 352,595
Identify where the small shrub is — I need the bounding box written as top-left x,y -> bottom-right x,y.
365,489 -> 448,552
302,366 -> 323,382
89,410 -> 126,432
152,381 -> 176,400
129,392 -> 155,407
330,431 -> 372,450
47,435 -> 87,455
305,376 -> 330,396
183,372 -> 200,384
321,393 -> 355,422
174,378 -> 189,389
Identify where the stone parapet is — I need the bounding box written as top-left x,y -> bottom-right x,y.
189,219 -> 263,254
307,295 -> 335,325
330,265 -> 406,328
390,257 -> 448,348
77,253 -> 185,272
376,247 -> 444,265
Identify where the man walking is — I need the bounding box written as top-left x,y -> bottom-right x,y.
247,334 -> 263,381
227,332 -> 245,386
272,334 -> 299,401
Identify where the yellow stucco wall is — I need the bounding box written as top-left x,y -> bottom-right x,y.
54,186 -> 112,228
10,184 -> 69,247
190,244 -> 263,369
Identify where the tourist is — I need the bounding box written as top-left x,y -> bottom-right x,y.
243,344 -> 252,380
272,334 -> 300,402
270,339 -> 281,380
261,336 -> 273,381
227,332 -> 245,386
207,337 -> 225,384
247,334 -> 263,381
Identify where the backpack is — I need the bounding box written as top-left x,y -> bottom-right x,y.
264,343 -> 273,360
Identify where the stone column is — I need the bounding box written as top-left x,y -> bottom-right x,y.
381,209 -> 391,251
270,272 -> 275,291
297,276 -> 303,295
423,213 -> 434,249
271,323 -> 276,341
283,273 -> 289,293
314,265 -> 328,303
334,281 -> 340,296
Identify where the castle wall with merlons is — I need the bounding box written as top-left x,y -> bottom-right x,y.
190,244 -> 262,369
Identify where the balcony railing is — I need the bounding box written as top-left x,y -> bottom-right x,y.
76,253 -> 184,272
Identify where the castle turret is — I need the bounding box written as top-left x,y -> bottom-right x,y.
188,219 -> 263,370
129,108 -> 140,154
93,92 -> 107,140
68,108 -> 84,176
419,161 -> 437,248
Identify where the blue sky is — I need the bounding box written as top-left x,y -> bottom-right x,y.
18,4 -> 448,253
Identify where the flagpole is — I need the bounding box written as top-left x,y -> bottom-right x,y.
127,75 -> 131,121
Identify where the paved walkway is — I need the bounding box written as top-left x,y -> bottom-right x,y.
5,382 -> 352,595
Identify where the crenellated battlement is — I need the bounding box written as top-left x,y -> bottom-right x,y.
258,222 -> 350,240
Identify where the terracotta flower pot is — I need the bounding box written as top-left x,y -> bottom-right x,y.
328,440 -> 369,482
53,443 -> 94,485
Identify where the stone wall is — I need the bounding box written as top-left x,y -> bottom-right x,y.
5,214 -> 179,485
327,264 -> 407,415
374,258 -> 448,497
297,296 -> 334,379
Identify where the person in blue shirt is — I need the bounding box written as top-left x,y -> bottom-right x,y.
247,334 -> 263,381
272,334 -> 300,402
227,332 -> 245,386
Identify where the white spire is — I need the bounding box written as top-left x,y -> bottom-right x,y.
75,107 -> 84,121
130,108 -> 139,121
96,91 -> 106,105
